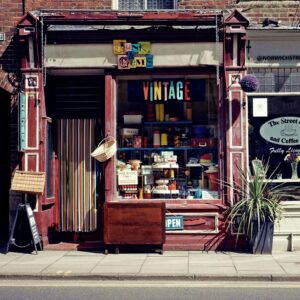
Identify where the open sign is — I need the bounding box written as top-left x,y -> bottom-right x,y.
165,216 -> 184,231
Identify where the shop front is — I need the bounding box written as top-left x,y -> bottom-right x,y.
16,10 -> 249,250
247,28 -> 300,251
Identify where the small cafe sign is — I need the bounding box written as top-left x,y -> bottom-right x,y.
260,116 -> 300,146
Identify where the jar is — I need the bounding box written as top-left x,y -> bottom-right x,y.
161,132 -> 168,146
153,130 -> 160,147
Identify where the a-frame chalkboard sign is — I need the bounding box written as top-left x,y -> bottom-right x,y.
7,171 -> 45,254
6,203 -> 42,254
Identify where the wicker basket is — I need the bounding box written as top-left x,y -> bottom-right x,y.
91,136 -> 117,162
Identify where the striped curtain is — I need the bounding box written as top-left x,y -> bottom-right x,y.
57,119 -> 97,232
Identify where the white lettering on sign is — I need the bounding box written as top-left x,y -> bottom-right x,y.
165,216 -> 184,230
260,117 -> 300,146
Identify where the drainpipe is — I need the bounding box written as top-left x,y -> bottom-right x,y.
22,0 -> 26,15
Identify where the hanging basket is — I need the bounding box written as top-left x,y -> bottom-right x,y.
239,74 -> 260,92
91,136 -> 117,162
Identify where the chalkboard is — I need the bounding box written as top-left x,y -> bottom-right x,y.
6,203 -> 42,254
25,204 -> 41,246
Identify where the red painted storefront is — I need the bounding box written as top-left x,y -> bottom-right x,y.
16,9 -> 249,251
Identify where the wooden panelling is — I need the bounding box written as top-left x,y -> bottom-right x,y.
104,202 -> 165,245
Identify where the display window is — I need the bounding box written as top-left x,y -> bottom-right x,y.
116,75 -> 219,200
248,96 -> 300,194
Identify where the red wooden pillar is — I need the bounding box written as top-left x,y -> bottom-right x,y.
17,14 -> 56,245
104,73 -> 117,202
223,10 -> 249,205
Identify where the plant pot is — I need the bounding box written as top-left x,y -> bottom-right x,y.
249,221 -> 274,254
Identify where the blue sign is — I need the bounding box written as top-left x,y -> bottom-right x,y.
19,94 -> 26,151
165,216 -> 184,230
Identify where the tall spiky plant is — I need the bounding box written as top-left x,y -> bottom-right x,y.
225,162 -> 291,243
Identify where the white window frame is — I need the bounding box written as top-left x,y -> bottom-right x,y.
112,0 -> 177,10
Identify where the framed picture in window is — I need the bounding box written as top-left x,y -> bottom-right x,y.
252,158 -> 265,178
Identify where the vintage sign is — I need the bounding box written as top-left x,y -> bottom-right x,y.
113,40 -> 153,70
165,216 -> 184,230
260,116 -> 300,146
128,79 -> 205,102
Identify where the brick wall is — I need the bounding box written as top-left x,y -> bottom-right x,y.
178,0 -> 235,9
236,1 -> 300,26
25,0 -> 112,10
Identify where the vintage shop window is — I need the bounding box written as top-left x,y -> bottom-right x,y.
116,76 -> 219,200
117,0 -> 176,10
248,96 -> 300,190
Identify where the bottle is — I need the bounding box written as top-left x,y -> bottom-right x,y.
155,104 -> 160,121
159,104 -> 165,122
161,132 -> 168,146
170,169 -> 175,178
153,130 -> 160,147
186,102 -> 192,121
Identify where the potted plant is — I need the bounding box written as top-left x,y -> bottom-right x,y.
225,162 -> 292,254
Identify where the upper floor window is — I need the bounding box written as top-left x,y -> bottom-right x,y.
116,0 -> 177,10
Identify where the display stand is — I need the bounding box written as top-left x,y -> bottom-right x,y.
7,171 -> 45,254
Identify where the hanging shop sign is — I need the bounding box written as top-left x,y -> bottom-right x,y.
260,116 -> 300,146
113,40 -> 153,69
165,216 -> 184,231
128,79 -> 205,102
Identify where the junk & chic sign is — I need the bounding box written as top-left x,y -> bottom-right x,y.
260,117 -> 300,146
113,40 -> 153,69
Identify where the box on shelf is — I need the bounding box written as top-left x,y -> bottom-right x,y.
192,138 -> 217,148
141,165 -> 153,175
120,128 -> 139,136
201,190 -> 219,199
123,114 -> 143,124
117,170 -> 138,185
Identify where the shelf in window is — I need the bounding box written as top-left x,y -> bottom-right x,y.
152,190 -> 179,194
186,163 -> 213,167
152,163 -> 179,169
143,121 -> 193,125
261,179 -> 300,183
118,147 -> 204,151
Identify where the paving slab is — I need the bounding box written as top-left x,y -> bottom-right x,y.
98,255 -> 146,266
148,251 -> 188,257
279,262 -> 300,275
42,262 -> 98,274
91,265 -> 141,274
140,257 -> 188,274
189,265 -> 237,275
0,263 -> 49,274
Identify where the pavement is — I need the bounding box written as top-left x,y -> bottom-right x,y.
1,249 -> 300,281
